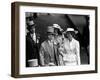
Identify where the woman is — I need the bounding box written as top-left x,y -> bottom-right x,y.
52,24 -> 65,66
60,28 -> 81,66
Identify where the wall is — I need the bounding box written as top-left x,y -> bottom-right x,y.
0,0 -> 100,80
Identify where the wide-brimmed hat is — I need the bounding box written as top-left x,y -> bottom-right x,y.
64,28 -> 78,34
66,28 -> 75,32
47,26 -> 55,34
53,24 -> 63,31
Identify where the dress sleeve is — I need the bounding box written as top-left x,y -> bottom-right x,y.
76,41 -> 81,65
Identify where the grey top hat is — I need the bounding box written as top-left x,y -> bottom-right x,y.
47,26 -> 55,34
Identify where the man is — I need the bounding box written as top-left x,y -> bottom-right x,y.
62,28 -> 81,65
39,26 -> 60,66
26,19 -> 40,67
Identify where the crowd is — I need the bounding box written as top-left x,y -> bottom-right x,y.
26,17 -> 80,67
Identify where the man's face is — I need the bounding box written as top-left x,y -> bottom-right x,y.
29,25 -> 35,34
47,33 -> 54,41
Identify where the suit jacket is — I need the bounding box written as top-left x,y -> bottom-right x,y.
39,40 -> 60,66
26,33 -> 40,67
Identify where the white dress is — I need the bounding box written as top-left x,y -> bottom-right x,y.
62,38 -> 80,66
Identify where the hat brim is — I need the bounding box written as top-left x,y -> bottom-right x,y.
27,24 -> 36,30
47,32 -> 55,35
65,31 -> 78,34
29,24 -> 36,26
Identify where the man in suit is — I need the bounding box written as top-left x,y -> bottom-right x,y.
39,26 -> 60,66
26,18 -> 40,67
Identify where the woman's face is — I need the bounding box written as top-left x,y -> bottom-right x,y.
56,36 -> 63,44
54,28 -> 59,35
66,32 -> 73,41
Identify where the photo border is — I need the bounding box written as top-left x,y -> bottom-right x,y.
11,2 -> 98,78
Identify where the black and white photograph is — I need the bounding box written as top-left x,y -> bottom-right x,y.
11,2 -> 97,78
25,12 -> 90,67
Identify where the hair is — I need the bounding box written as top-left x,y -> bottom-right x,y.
54,28 -> 62,35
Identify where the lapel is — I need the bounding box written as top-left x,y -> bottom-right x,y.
45,40 -> 53,54
45,40 -> 60,65
27,33 -> 34,43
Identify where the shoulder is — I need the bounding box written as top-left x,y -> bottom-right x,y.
26,35 -> 31,41
41,40 -> 48,47
63,38 -> 69,45
26,33 -> 31,39
63,38 -> 68,42
36,33 -> 40,37
73,38 -> 79,45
